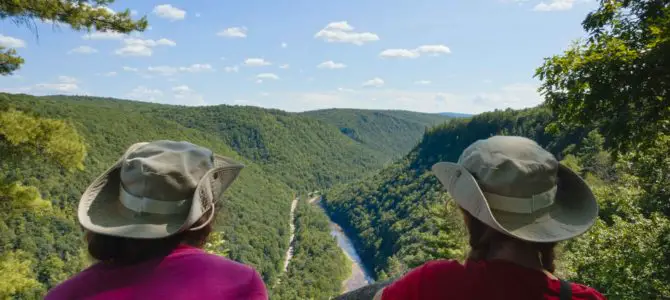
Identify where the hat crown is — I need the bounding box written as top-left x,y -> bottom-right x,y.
120,140 -> 214,202
458,136 -> 559,198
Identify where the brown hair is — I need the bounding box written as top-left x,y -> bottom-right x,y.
85,212 -> 213,265
460,208 -> 557,273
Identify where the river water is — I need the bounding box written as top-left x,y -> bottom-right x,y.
328,221 -> 375,292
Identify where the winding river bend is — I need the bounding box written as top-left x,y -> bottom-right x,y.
310,197 -> 375,292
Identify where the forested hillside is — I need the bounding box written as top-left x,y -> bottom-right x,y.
0,93 -> 429,299
146,105 -> 383,190
323,106 -> 670,298
302,109 -> 449,161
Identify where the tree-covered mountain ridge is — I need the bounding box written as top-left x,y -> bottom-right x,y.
323,106 -> 670,299
301,108 -> 450,161
0,92 -> 453,299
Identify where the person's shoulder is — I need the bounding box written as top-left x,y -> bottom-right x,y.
420,259 -> 467,277
180,250 -> 256,274
44,263 -> 105,300
571,282 -> 607,300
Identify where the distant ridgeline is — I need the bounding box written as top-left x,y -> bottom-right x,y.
0,93 -> 448,299
323,106 -> 670,299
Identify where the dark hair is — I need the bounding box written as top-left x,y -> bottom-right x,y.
460,208 -> 557,273
85,212 -> 213,265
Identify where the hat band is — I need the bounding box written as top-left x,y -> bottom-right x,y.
484,185 -> 557,214
120,185 -> 190,215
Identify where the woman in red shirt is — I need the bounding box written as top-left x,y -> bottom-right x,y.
375,136 -> 606,300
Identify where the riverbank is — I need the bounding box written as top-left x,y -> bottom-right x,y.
310,197 -> 374,293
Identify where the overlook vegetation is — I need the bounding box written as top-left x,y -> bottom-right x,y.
0,93 -> 442,299
323,107 -> 670,299
323,0 -> 670,299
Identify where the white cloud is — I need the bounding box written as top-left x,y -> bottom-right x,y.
123,66 -> 139,72
362,77 -> 384,88
83,31 -> 125,40
127,86 -> 163,101
116,44 -> 152,56
244,58 -> 272,67
314,21 -> 379,45
68,45 -> 98,54
415,45 -> 451,55
380,49 -> 420,59
380,44 -> 451,59
279,64 -> 290,69
317,60 -> 347,69
131,10 -> 138,16
179,64 -> 214,72
32,76 -> 79,93
414,80 -> 431,85
195,12 -> 202,17
58,76 -> 78,83
153,4 -> 186,21
256,79 -> 263,84
102,71 -> 118,77
36,83 -> 78,92
115,38 -> 176,57
146,64 -> 214,76
257,73 -> 279,80
217,27 -> 247,38
260,92 -> 270,97
172,85 -> 192,93
147,66 -> 178,76
0,34 -> 26,48
224,66 -> 239,73
281,42 -> 288,48
338,88 -> 355,92
533,0 -> 576,11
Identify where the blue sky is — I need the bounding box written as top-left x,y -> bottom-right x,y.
0,0 -> 596,114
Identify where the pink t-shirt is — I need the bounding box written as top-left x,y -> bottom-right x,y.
45,244 -> 268,300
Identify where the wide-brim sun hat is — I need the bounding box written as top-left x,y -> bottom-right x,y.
78,140 -> 244,239
432,135 -> 598,243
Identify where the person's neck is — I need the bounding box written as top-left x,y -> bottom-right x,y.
486,240 -> 555,278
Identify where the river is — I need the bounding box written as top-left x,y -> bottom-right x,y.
310,197 -> 375,292
329,221 -> 375,292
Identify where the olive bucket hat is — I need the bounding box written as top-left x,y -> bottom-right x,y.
432,136 -> 598,243
78,140 -> 244,239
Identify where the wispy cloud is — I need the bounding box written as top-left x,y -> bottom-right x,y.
315,21 -> 379,45
317,60 -> 347,69
68,45 -> 98,54
153,4 -> 186,21
0,34 -> 26,48
362,77 -> 384,88
380,44 -> 451,59
217,27 -> 247,38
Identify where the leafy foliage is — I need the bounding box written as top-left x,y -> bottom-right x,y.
324,106 -> 670,299
0,0 -> 147,75
143,104 -> 384,191
1,93 -> 430,298
323,107 -> 573,279
302,109 -> 449,162
535,0 -> 669,156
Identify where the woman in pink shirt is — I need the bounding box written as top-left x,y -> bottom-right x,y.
46,140 -> 268,300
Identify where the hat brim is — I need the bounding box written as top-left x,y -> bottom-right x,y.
432,162 -> 598,243
78,152 -> 243,239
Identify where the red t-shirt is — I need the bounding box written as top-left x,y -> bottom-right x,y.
382,259 -> 606,300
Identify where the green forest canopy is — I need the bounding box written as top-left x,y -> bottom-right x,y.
0,93 -> 446,299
